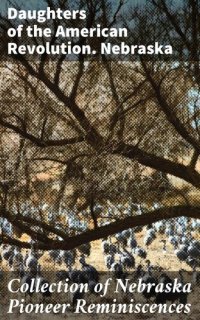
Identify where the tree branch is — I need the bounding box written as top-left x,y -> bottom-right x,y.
1,208 -> 68,240
114,142 -> 200,188
17,57 -> 104,148
0,117 -> 84,147
141,60 -> 200,154
1,205 -> 200,250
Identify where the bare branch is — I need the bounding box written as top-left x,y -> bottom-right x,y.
2,205 -> 200,250
114,142 -> 200,188
0,117 -> 85,147
141,59 -> 200,153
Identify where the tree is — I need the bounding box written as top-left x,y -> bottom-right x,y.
0,0 -> 199,250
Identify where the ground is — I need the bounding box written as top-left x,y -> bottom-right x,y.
1,230 -> 199,319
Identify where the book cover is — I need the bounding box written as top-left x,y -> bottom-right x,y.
0,0 -> 199,319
